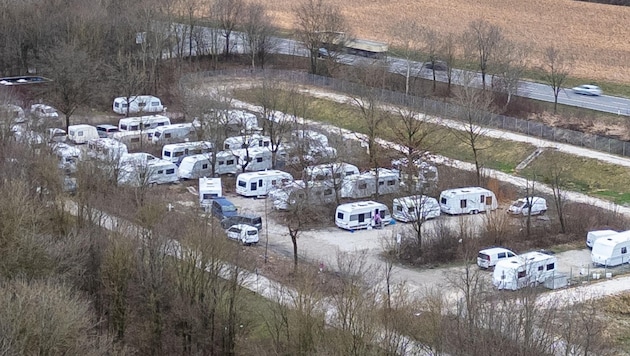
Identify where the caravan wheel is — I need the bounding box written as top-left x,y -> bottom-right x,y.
469,210 -> 479,215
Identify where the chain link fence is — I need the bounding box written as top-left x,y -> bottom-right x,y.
183,69 -> 630,157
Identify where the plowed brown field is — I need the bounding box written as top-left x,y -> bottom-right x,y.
263,0 -> 630,83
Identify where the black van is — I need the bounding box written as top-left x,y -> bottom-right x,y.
211,198 -> 238,220
220,213 -> 263,231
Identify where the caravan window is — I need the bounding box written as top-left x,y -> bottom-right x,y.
337,212 -> 344,219
227,159 -> 235,165
131,137 -> 140,143
379,181 -> 384,186
164,151 -> 171,157
157,122 -> 166,127
256,157 -> 263,163
157,170 -> 164,174
460,200 -> 467,209
441,197 -> 447,204
623,247 -> 628,254
166,168 -> 175,174
387,180 -> 395,186
250,182 -> 257,191
396,205 -> 403,212
480,195 -> 485,203
238,181 -> 246,188
408,207 -> 415,213
486,196 -> 493,206
333,173 -> 341,179
358,182 -> 367,189
546,263 -> 555,270
151,102 -> 160,107
538,265 -> 544,271
324,189 -> 332,196
271,179 -> 277,186
517,270 -> 526,278
350,214 -> 358,221
165,133 -> 172,138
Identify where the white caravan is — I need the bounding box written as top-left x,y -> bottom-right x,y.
223,134 -> 271,150
508,196 -> 548,216
232,147 -> 273,172
151,123 -> 195,144
87,138 -> 129,162
67,124 -> 99,144
340,169 -> 400,199
113,95 -> 164,115
591,230 -> 630,267
226,110 -> 259,131
235,170 -> 294,197
52,143 -> 81,174
392,195 -> 441,222
439,187 -> 498,215
391,158 -> 439,190
586,229 -> 618,249
111,130 -> 150,147
162,141 -> 214,165
335,201 -> 392,231
117,159 -> 178,187
304,162 -> 359,181
199,177 -> 222,208
492,251 -> 557,290
269,180 -> 336,210
118,115 -> 170,131
177,154 -> 213,180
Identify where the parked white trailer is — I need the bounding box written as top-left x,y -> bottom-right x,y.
223,134 -> 271,150
67,124 -> 99,144
507,196 -> 547,216
269,180 -> 335,210
232,147 -> 273,172
492,251 -> 557,290
117,159 -> 178,187
340,169 -> 400,199
236,170 -> 293,197
335,201 -> 391,231
304,162 -> 359,181
591,230 -> 630,267
111,130 -> 150,147
177,154 -> 213,180
392,195 -> 440,222
151,123 -> 195,144
439,187 -> 498,215
113,95 -> 164,115
586,229 -> 618,249
162,141 -> 214,165
199,177 -> 222,208
87,138 -> 129,162
52,143 -> 81,174
391,158 -> 439,190
118,115 -> 170,131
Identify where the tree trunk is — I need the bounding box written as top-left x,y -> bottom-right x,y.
291,234 -> 298,269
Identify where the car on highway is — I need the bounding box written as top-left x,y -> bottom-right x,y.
571,84 -> 602,96
423,60 -> 447,71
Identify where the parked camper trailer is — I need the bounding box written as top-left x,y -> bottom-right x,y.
118,115 -> 170,131
391,158 -> 439,191
223,134 -> 271,150
179,151 -> 240,179
226,110 -> 259,131
67,124 -> 99,144
340,169 -> 400,199
199,177 -> 222,208
492,251 -> 557,290
151,123 -> 195,144
586,229 -> 618,249
162,141 -> 214,165
591,230 -> 630,267
117,159 -> 178,186
335,201 -> 391,231
48,128 -> 67,143
232,147 -> 273,172
87,138 -> 129,162
235,170 -> 293,197
111,130 -> 151,148
304,162 -> 359,181
52,143 -> 81,174
439,187 -> 498,215
508,197 -> 547,216
392,195 -> 440,222
113,95 -> 164,115
269,180 -> 335,210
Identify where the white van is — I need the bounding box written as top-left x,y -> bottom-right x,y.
235,170 -> 293,197
492,251 -> 557,290
477,247 -> 517,269
507,197 -> 547,216
199,177 -> 222,208
586,229 -> 618,249
335,201 -> 391,231
118,115 -> 170,131
439,187 -> 498,215
225,224 -> 259,245
67,124 -> 99,144
113,95 -> 164,115
162,141 -> 214,165
151,123 -> 195,144
392,195 -> 440,222
591,230 -> 630,267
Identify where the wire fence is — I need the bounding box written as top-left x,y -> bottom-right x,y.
183,69 -> 630,157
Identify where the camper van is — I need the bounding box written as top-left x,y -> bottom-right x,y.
492,251 -> 557,290
232,147 -> 273,172
67,124 -> 99,144
439,187 -> 498,215
591,230 -> 630,267
586,229 -> 618,249
508,197 -> 547,216
223,134 -> 271,150
304,162 -> 359,181
151,123 -> 195,144
113,95 -> 164,115
392,195 -> 440,222
335,201 -> 391,231
87,138 -> 129,162
477,247 -> 517,269
199,177 -> 222,209
269,180 -> 336,210
118,115 -> 171,131
235,170 -> 293,198
162,141 -> 214,165
340,169 -> 400,199
117,159 -> 178,187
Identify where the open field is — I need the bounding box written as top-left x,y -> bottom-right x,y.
263,0 -> 630,84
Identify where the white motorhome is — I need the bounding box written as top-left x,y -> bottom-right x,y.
118,115 -> 170,131
87,138 -> 129,162
151,123 -> 195,144
199,177 -> 222,208
162,141 -> 214,165
269,180 -> 335,210
340,169 -> 400,199
335,201 -> 391,231
52,143 -> 81,174
586,229 -> 618,249
113,95 -> 164,115
304,162 -> 359,181
508,197 -> 548,216
591,230 -> 630,267
223,134 -> 271,150
492,251 -> 557,290
117,159 -> 178,187
67,124 -> 99,144
232,147 -> 273,172
392,195 -> 440,222
439,187 -> 498,215
235,170 -> 294,197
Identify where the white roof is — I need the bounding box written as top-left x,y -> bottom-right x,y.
595,231 -> 630,247
119,114 -> 169,123
336,200 -> 386,212
180,154 -> 210,163
163,141 -> 213,150
441,187 -> 492,196
479,247 -> 515,255
237,170 -> 292,179
154,123 -> 193,132
68,124 -> 96,130
393,195 -> 437,207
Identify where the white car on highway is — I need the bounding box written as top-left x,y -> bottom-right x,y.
572,84 -> 602,96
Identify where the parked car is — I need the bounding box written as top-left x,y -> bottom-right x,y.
225,224 -> 259,245
507,197 -> 547,216
220,213 -> 263,231
30,104 -> 59,120
572,84 -> 602,96
210,197 -> 238,220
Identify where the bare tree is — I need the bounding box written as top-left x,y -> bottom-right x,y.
548,161 -> 568,233
439,32 -> 458,95
241,2 -> 276,69
422,27 -> 442,92
215,0 -> 244,57
389,20 -> 422,96
257,80 -> 296,168
109,53 -> 148,117
542,46 -> 571,114
462,19 -> 504,90
491,40 -> 528,108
